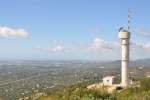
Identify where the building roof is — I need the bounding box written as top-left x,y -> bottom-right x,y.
102,76 -> 115,79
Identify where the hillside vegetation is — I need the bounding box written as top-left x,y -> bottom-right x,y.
37,77 -> 150,100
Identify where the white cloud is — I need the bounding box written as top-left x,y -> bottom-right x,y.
144,43 -> 150,50
36,45 -> 67,53
128,41 -> 150,59
35,37 -> 150,60
90,38 -> 112,52
0,26 -> 29,38
85,38 -> 150,59
131,42 -> 144,50
110,41 -> 150,53
136,27 -> 150,37
50,45 -> 65,52
79,38 -> 113,53
131,42 -> 150,51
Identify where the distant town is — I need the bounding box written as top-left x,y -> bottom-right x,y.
0,60 -> 150,99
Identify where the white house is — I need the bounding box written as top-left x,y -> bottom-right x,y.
102,76 -> 115,86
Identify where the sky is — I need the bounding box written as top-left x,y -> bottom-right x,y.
0,0 -> 150,60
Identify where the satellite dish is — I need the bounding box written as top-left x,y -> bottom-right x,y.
119,27 -> 124,32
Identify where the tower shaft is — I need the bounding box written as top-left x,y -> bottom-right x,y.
118,30 -> 130,87
121,39 -> 129,87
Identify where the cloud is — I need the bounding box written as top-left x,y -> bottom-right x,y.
131,41 -> 150,51
85,38 -> 150,58
90,38 -> 112,52
36,45 -> 67,53
50,45 -> 65,52
35,37 -> 150,60
136,27 -> 150,37
128,41 -> 150,59
111,41 -> 150,53
0,26 -> 29,38
144,43 -> 150,50
79,38 -> 113,53
131,42 -> 144,50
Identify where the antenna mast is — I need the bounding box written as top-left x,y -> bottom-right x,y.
128,9 -> 131,32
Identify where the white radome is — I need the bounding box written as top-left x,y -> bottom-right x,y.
119,31 -> 130,39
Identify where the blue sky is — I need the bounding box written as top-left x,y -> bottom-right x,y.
0,0 -> 149,60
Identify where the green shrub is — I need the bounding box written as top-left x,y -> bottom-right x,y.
39,78 -> 150,100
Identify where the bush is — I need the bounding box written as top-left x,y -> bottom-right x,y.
38,78 -> 150,100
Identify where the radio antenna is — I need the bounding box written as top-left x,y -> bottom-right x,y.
128,8 -> 131,32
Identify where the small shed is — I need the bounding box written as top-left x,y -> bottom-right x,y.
102,76 -> 115,86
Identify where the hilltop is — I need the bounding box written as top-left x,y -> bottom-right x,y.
37,78 -> 150,100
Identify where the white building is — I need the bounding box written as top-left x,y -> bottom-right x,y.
102,76 -> 115,86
